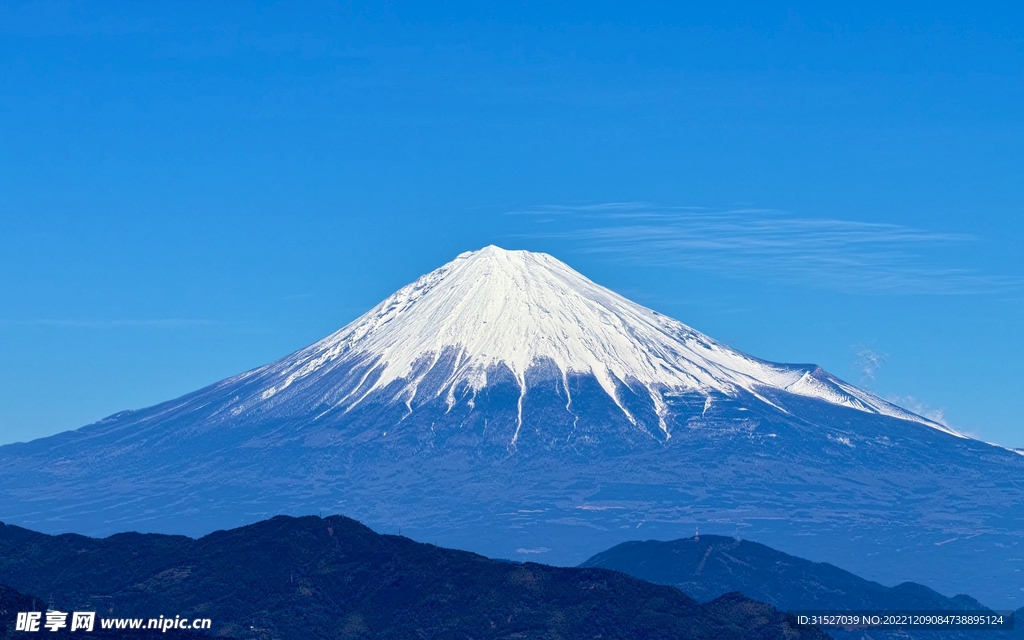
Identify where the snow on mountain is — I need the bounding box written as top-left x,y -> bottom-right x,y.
246,245 -> 947,440
1,245 -> 1020,609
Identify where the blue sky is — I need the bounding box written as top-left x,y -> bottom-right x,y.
1,1 -> 1021,446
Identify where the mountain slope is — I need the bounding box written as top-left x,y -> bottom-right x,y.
1,246 -> 1022,608
242,245 -> 939,440
581,535 -> 986,611
20,245 -> 938,452
581,535 -> 1016,640
0,515 -> 827,640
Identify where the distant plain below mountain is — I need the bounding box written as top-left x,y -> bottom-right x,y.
582,534 -> 1021,639
0,515 -> 827,640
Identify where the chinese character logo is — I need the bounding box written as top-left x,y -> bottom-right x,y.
44,610 -> 68,632
70,612 -> 96,632
14,610 -> 97,633
15,612 -> 41,632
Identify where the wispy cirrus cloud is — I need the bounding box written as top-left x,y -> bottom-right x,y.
509,203 -> 1019,294
0,318 -> 218,329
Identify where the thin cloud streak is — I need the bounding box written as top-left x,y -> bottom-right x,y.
509,204 -> 1019,294
0,318 -> 219,329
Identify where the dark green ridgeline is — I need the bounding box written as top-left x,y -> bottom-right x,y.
581,534 -> 1023,640
0,515 -> 827,640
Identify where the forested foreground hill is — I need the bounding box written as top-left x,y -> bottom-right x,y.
581,534 -> 988,610
582,535 -> 1022,640
0,584 -> 219,640
0,515 -> 827,640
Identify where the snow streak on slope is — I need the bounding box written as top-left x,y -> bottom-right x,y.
250,246 -> 944,437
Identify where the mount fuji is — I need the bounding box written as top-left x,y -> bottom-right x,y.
1,246 -> 1022,607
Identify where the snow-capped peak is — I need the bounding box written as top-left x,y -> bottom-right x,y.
255,245 -> 945,438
